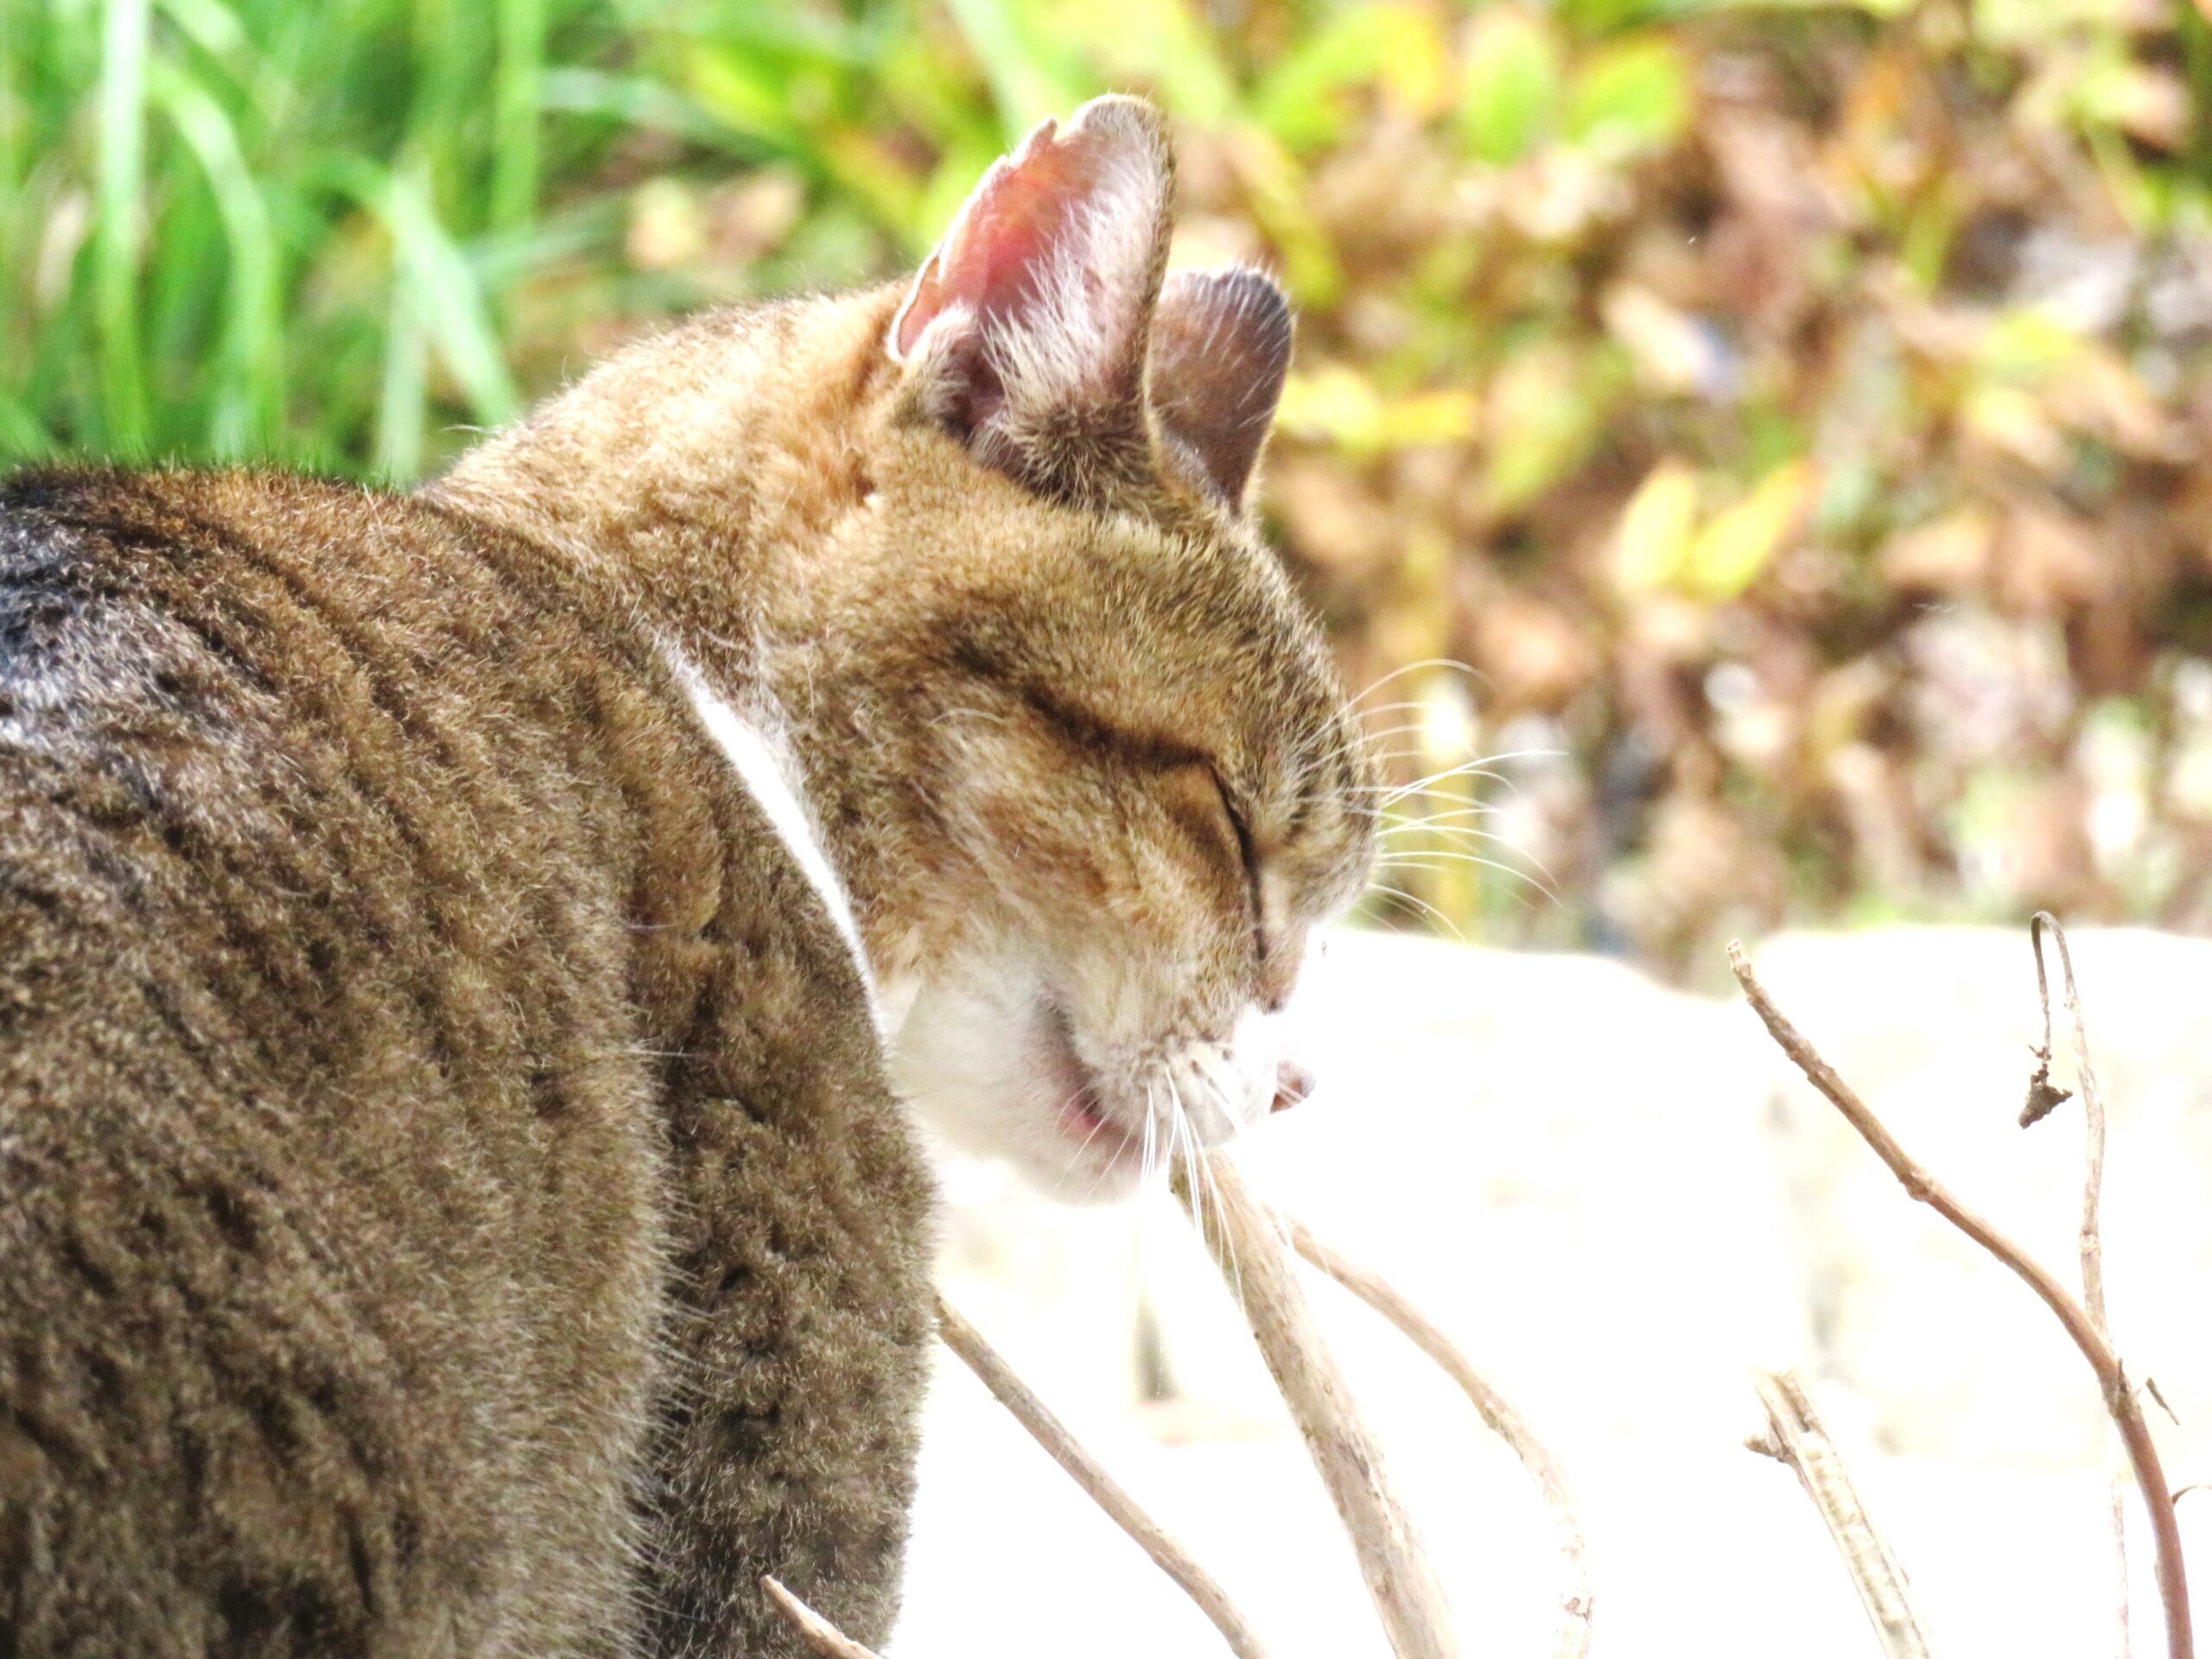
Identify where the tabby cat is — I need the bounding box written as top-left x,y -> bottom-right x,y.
0,95 -> 1374,1656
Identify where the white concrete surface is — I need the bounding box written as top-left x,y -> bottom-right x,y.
889,926 -> 2212,1658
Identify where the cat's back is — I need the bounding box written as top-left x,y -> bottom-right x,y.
0,465 -> 668,1162
0,467 -> 933,1658
0,467 -> 676,1656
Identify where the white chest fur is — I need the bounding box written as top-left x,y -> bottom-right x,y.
660,641 -> 876,1012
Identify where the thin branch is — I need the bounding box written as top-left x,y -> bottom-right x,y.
1180,1154 -> 1460,1659
1284,1211 -> 1593,1659
932,1291 -> 1274,1659
1729,942 -> 2192,1659
2031,912 -> 2130,1659
2149,1377 -> 2180,1427
2032,914 -> 2114,1336
760,1576 -> 884,1659
1750,1369 -> 1935,1659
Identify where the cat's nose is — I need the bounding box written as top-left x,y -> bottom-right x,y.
1271,1059 -> 1316,1114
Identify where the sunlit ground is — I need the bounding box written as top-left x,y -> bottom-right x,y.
893,926 -> 2212,1658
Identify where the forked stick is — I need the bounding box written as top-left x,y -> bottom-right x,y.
1286,1212 -> 1593,1659
1181,1154 -> 1460,1659
1747,1369 -> 1934,1659
933,1291 -> 1274,1659
1729,942 -> 2193,1659
761,1575 -> 883,1659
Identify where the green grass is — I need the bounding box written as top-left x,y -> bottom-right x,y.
0,0 -> 1783,480
2,0 -> 635,474
0,0 -> 975,476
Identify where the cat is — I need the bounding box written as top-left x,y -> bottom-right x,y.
0,93 -> 1375,1657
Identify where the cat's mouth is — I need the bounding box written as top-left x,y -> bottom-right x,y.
1040,1001 -> 1141,1169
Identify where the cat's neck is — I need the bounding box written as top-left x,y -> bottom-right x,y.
426,287 -> 925,979
428,288 -> 901,685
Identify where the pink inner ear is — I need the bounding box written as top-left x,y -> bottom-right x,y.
893,118 -> 1117,359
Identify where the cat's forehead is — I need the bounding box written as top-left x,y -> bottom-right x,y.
1078,513 -> 1321,689
886,439 -> 1363,775
1058,512 -> 1371,839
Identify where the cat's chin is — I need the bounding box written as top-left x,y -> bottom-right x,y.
1029,1003 -> 1154,1204
881,963 -> 1218,1207
1040,1097 -> 1151,1205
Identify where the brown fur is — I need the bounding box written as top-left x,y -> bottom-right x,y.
0,462 -> 931,1656
0,96 -> 1372,1657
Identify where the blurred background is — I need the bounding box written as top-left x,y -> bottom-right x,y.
9,0 -> 2212,979
10,8 -> 2212,1656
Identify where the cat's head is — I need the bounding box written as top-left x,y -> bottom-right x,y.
796,98 -> 1377,1201
424,97 -> 1376,1200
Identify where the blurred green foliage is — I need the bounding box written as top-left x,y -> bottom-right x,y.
0,0 -> 1838,474
6,0 -> 2212,970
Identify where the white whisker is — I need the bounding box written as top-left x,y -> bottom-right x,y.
1360,881 -> 1471,944
1375,853 -> 1560,908
1350,658 -> 1482,709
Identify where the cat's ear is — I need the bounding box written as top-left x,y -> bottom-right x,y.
1147,266 -> 1293,508
889,96 -> 1173,488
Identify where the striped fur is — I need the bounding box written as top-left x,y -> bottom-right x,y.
0,468 -> 930,1656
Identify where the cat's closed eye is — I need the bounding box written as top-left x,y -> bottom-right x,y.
1154,760 -> 1255,898
1207,766 -> 1268,961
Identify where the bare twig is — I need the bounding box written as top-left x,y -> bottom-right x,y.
760,1576 -> 884,1659
2021,916 -> 2072,1129
932,1291 -> 1274,1659
2031,912 -> 2130,1659
1180,1154 -> 1460,1659
1729,941 -> 2192,1659
2149,1377 -> 2181,1427
1284,1211 -> 1593,1659
2031,915 -> 2115,1337
1751,1369 -> 1936,1659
